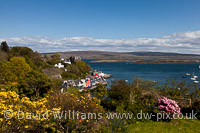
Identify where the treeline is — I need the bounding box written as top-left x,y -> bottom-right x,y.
0,41 -> 90,99
0,42 -> 52,99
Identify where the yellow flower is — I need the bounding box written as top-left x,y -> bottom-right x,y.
86,120 -> 89,122
25,126 -> 29,128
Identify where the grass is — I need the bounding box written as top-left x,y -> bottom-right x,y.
127,119 -> 200,133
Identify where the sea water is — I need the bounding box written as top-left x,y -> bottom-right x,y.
84,59 -> 200,85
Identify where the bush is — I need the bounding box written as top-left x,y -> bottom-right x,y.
157,97 -> 181,114
192,100 -> 200,120
0,90 -> 105,132
62,60 -> 91,80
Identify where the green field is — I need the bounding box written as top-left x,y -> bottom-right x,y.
127,120 -> 200,133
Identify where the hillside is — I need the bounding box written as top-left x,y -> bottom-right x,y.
43,51 -> 200,60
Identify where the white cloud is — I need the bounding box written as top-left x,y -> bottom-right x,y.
1,30 -> 200,54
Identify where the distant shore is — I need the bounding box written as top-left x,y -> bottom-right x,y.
90,60 -> 200,64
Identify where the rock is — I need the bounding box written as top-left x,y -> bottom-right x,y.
104,74 -> 112,79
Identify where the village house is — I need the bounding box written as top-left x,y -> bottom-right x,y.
55,63 -> 64,68
64,59 -> 71,64
60,70 -> 108,93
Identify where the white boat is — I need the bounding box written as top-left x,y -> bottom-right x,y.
193,81 -> 199,83
191,77 -> 196,80
191,72 -> 198,79
185,73 -> 190,76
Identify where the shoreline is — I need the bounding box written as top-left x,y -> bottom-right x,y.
90,60 -> 200,64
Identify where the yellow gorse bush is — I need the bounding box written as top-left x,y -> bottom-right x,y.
0,91 -> 50,132
0,90 -> 104,132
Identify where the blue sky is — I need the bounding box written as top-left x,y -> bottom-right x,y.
0,0 -> 200,53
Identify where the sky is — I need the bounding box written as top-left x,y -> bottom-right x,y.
0,0 -> 200,54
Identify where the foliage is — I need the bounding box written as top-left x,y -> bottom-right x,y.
0,91 -> 49,132
10,46 -> 34,57
0,90 -> 105,132
9,46 -> 47,69
158,97 -> 181,114
192,99 -> 200,119
62,60 -> 91,80
46,53 -> 60,65
0,41 -> 9,52
109,80 -> 131,102
26,70 -> 50,99
0,57 -> 32,85
91,84 -> 108,99
0,57 -> 51,99
159,79 -> 192,99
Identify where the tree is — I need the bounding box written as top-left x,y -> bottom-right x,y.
0,57 -> 51,98
0,57 -> 32,84
0,41 -> 9,52
10,46 -> 46,69
47,53 -> 60,65
0,51 -> 9,61
92,84 -> 108,99
26,70 -> 50,99
109,80 -> 131,101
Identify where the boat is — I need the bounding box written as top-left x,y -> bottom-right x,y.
191,72 -> 198,79
185,73 -> 190,76
193,81 -> 199,83
194,76 -> 198,78
191,77 -> 196,80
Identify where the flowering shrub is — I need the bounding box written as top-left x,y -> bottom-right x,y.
0,90 -> 105,132
157,97 -> 181,114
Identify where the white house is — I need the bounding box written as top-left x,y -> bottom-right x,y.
81,79 -> 86,87
99,71 -> 105,77
64,59 -> 71,64
55,63 -> 64,68
60,58 -> 65,61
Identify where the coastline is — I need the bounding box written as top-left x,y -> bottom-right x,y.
90,60 -> 200,64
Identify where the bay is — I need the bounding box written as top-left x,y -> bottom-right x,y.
84,59 -> 200,84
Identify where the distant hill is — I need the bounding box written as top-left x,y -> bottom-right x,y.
43,51 -> 200,60
127,51 -> 200,57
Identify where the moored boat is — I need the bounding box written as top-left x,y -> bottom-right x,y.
185,73 -> 190,76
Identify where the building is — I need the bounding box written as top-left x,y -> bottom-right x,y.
98,71 -> 105,77
55,63 -> 64,68
64,59 -> 71,64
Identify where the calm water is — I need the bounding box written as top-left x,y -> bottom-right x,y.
84,59 -> 200,84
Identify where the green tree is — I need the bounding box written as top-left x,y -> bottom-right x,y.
10,46 -> 46,69
47,53 -> 60,65
26,70 -> 51,99
0,57 -> 51,98
92,84 -> 108,99
0,57 -> 32,84
109,80 -> 131,101
1,41 -> 9,52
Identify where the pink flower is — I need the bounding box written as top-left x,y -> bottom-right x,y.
157,97 -> 181,114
